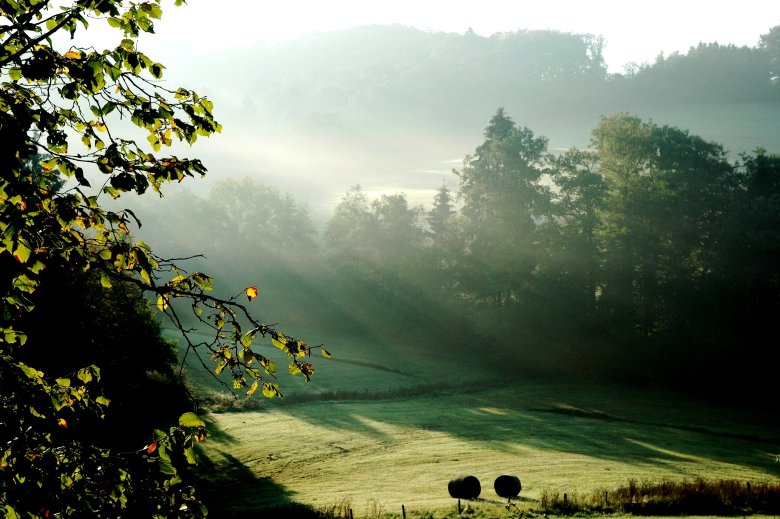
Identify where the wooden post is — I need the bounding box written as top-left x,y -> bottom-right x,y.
349,508 -> 353,519
605,491 -> 609,506
402,504 -> 406,518
458,498 -> 462,514
564,493 -> 568,506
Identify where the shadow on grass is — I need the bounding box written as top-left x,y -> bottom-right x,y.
193,413 -> 337,519
267,380 -> 780,479
194,451 -> 331,518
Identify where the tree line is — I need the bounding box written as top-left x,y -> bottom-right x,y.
237,23 -> 780,135
142,109 -> 779,401
324,110 -> 779,398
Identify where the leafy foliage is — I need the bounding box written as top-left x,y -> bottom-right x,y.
0,1 -> 327,516
18,264 -> 191,448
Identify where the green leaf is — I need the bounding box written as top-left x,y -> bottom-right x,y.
183,447 -> 197,465
191,272 -> 213,290
178,412 -> 205,428
158,459 -> 176,475
102,102 -> 117,116
61,82 -> 78,100
8,68 -> 22,81
18,362 -> 43,380
12,242 -> 31,263
241,331 -> 255,348
100,273 -> 112,288
76,367 -> 93,384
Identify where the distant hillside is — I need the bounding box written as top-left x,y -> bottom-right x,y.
178,24 -> 780,213
226,24 -> 778,132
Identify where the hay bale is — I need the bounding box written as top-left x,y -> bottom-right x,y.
448,475 -> 481,499
494,474 -> 522,499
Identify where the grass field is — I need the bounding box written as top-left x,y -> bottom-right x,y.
168,330 -> 780,517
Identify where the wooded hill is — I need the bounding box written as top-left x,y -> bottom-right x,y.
215,24 -> 780,147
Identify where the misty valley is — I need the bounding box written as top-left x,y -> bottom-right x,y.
3,12 -> 780,519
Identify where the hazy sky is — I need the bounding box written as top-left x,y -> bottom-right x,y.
146,0 -> 780,72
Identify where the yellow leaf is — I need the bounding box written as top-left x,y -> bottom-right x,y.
57,418 -> 68,430
262,382 -> 280,399
246,379 -> 259,397
245,286 -> 258,301
96,121 -> 107,132
156,295 -> 169,311
271,333 -> 287,350
64,50 -> 81,59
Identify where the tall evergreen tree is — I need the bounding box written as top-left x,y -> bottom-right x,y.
456,109 -> 551,306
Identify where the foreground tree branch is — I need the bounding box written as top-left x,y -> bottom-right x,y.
0,1 -> 327,516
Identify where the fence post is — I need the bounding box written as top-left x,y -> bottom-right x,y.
402,504 -> 406,518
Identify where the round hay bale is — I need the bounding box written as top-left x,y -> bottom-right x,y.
494,474 -> 522,499
448,475 -> 481,499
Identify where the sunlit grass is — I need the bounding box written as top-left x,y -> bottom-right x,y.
195,373 -> 780,515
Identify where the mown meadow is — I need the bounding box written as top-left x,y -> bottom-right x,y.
173,331 -> 780,517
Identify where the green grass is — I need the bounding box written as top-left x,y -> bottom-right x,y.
162,325 -> 780,516
164,327 -> 486,404
180,328 -> 780,516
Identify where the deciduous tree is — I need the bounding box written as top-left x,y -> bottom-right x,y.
0,1 -> 326,516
